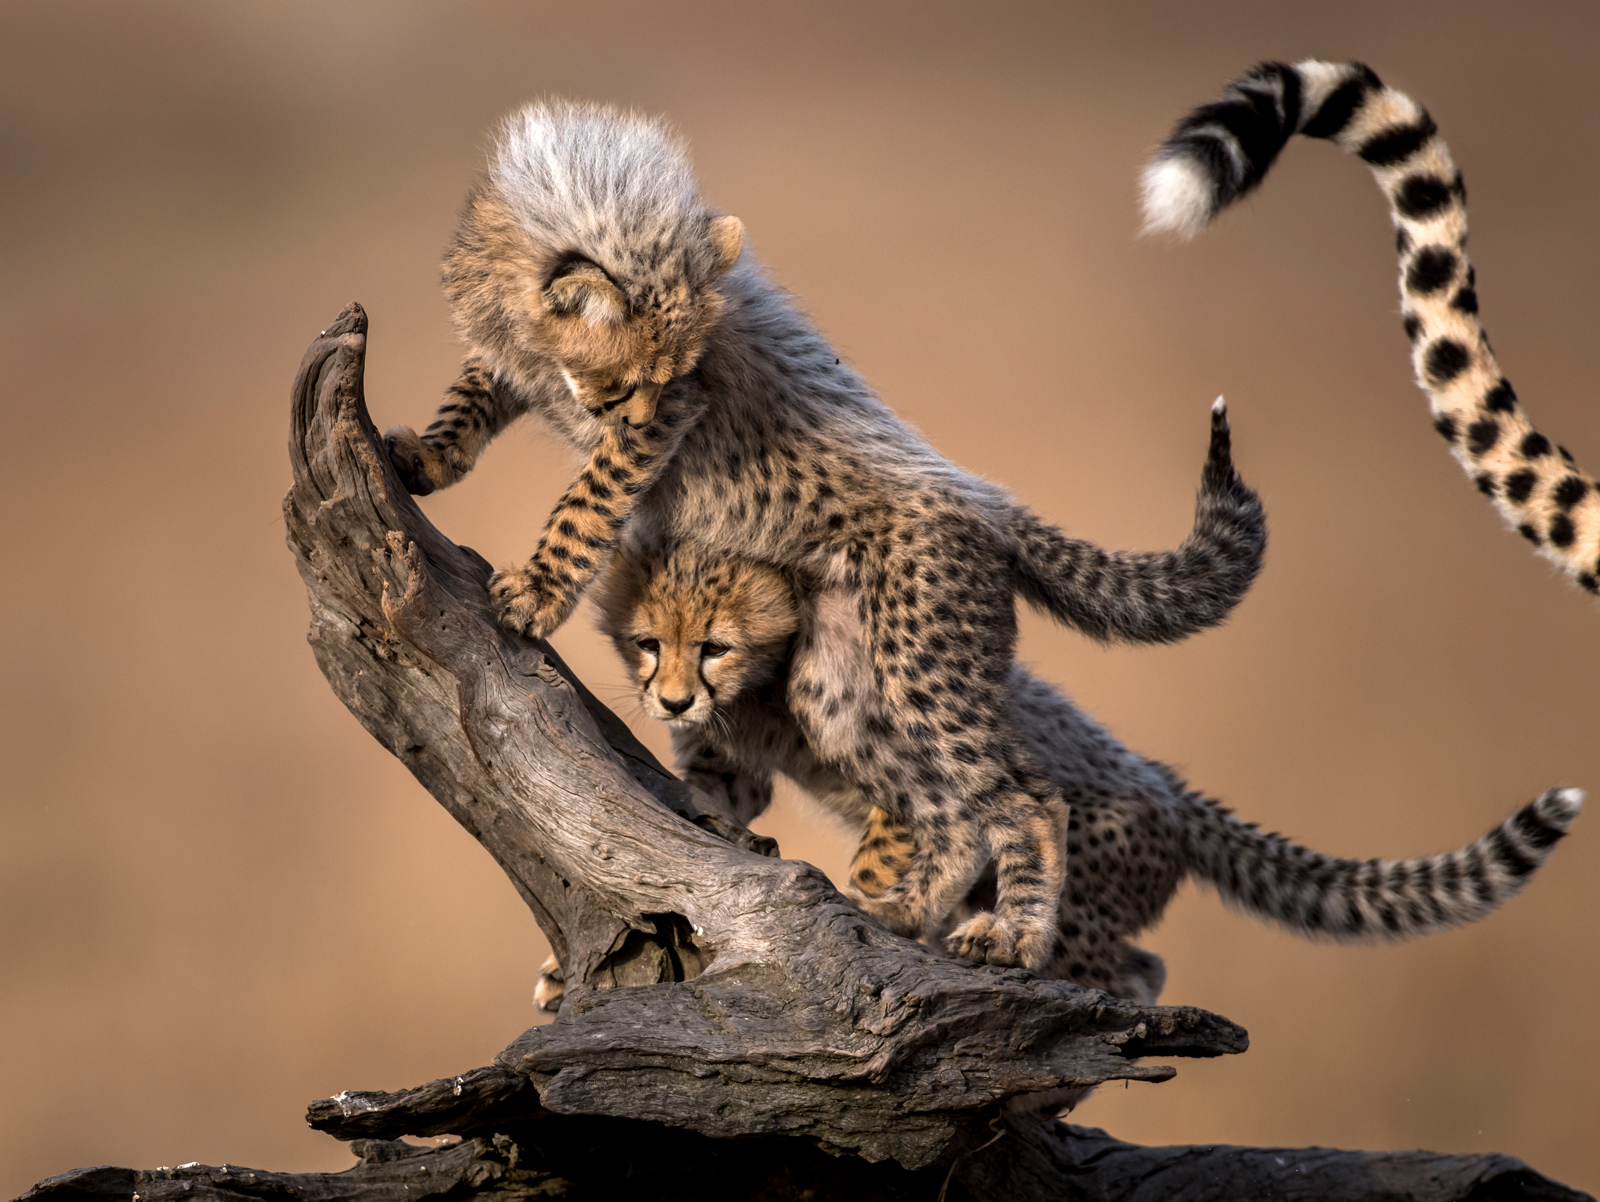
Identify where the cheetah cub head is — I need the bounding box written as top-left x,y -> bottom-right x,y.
445,101 -> 744,427
594,544 -> 798,726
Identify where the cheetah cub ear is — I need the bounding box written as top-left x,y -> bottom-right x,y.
708,214 -> 743,276
543,258 -> 626,324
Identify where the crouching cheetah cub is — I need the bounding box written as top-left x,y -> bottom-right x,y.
577,539 -> 1582,1008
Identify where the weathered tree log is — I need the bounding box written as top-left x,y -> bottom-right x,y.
20,1115 -> 1592,1202
278,303 -> 1243,1168
13,304 -> 1590,1202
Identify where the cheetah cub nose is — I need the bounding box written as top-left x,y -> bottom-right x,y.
660,695 -> 695,715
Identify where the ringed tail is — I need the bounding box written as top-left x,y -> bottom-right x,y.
1007,398 -> 1266,644
1178,787 -> 1582,940
1143,60 -> 1600,595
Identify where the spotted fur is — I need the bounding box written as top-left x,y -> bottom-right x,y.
1143,60 -> 1600,594
386,100 -> 1268,968
602,545 -> 1581,1003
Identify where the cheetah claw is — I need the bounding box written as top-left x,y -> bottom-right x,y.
945,911 -> 1050,969
382,425 -> 437,496
487,568 -> 571,640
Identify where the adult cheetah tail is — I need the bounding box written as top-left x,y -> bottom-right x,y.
1008,398 -> 1266,644
1178,787 -> 1583,941
1143,60 -> 1600,596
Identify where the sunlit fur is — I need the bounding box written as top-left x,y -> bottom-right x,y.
605,543 -> 1582,1006
385,100 -> 1268,968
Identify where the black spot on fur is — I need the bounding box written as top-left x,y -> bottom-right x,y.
1488,827 -> 1540,878
1300,66 -> 1380,139
1359,113 -> 1437,166
1505,470 -> 1537,504
1579,573 -> 1598,594
1554,477 -> 1589,509
1451,287 -> 1478,314
1433,414 -> 1458,442
1466,418 -> 1500,456
1484,380 -> 1517,413
1403,314 -> 1422,343
1512,805 -> 1567,851
1560,445 -> 1577,464
1164,63 -> 1307,206
1425,339 -> 1472,386
1518,523 -> 1541,544
1521,432 -> 1551,459
1549,514 -> 1576,548
1405,247 -> 1457,295
1395,174 -> 1455,220
1475,473 -> 1496,496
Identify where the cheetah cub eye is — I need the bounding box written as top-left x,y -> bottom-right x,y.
701,641 -> 730,658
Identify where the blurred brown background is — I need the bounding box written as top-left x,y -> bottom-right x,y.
2,0 -> 1597,1194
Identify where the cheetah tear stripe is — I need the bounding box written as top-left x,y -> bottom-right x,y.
1181,787 -> 1582,940
1144,60 -> 1600,595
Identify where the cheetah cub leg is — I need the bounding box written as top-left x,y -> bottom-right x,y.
843,807 -> 917,905
384,356 -> 512,496
846,824 -> 984,947
941,793 -> 1070,969
490,384 -> 705,640
854,791 -> 1066,970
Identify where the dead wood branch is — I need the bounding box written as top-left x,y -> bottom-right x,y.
277,301 -> 1240,1168
13,304 -> 1589,1202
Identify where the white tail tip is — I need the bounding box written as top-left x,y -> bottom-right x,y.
1140,156 -> 1215,239
1212,396 -> 1227,416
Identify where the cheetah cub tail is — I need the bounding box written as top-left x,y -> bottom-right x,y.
1179,787 -> 1582,940
1144,61 -> 1600,596
1006,397 -> 1266,645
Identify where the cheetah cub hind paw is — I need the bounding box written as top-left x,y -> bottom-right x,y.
945,911 -> 1053,970
689,810 -> 780,858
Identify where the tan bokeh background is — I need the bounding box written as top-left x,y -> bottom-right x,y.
2,0 -> 1597,1194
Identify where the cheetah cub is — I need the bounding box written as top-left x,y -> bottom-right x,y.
587,538 -> 1582,1005
1147,61 -> 1598,592
384,99 -> 1268,968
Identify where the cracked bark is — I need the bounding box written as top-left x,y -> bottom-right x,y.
12,305 -> 1588,1202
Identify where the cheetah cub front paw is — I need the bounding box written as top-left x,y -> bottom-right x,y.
488,568 -> 573,640
383,425 -> 454,496
945,911 -> 1050,969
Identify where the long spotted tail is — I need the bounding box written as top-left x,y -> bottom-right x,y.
1143,61 -> 1600,595
1178,787 -> 1582,940
1008,398 -> 1266,644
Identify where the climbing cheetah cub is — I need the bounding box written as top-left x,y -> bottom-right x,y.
591,540 -> 1582,1005
384,99 -> 1269,969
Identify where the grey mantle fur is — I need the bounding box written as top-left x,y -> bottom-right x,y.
15,305 -> 1587,1202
